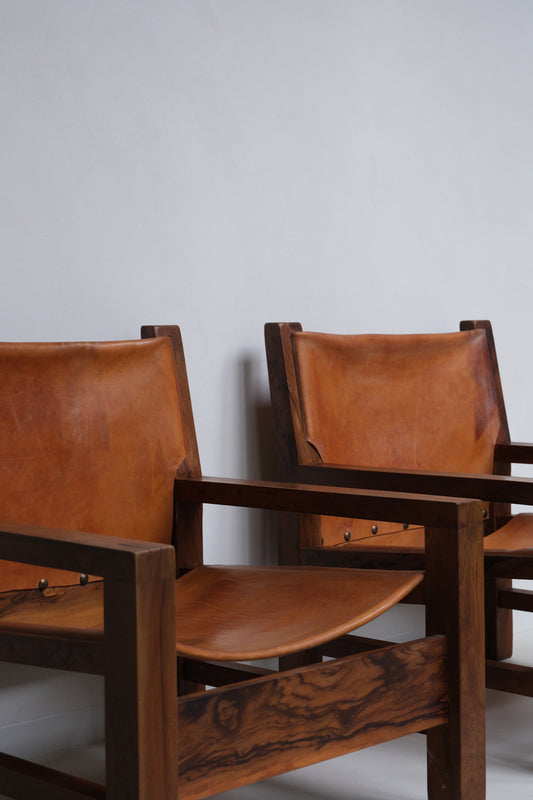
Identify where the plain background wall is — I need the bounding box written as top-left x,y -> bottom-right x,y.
1,0 -> 533,761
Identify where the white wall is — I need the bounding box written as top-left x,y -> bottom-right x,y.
2,0 -> 533,763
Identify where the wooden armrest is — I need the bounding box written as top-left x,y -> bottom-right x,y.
0,527 -> 178,795
495,442 -> 533,464
296,463 -> 533,507
175,476 -> 481,529
0,520 -> 175,581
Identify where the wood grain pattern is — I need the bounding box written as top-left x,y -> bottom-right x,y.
178,636 -> 448,800
0,582 -> 103,631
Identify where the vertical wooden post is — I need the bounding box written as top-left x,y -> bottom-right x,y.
461,319 -> 513,662
264,322 -> 322,565
485,576 -> 513,660
425,500 -> 485,800
104,547 -> 178,800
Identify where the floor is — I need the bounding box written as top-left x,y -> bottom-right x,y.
38,628 -> 533,800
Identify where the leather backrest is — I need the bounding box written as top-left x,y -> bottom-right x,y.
0,337 -> 186,590
292,329 -> 502,544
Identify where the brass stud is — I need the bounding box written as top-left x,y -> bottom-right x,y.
344,530 -> 351,542
79,573 -> 89,586
371,525 -> 378,535
482,509 -> 488,519
38,578 -> 49,591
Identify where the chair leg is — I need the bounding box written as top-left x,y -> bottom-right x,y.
278,511 -> 300,565
279,649 -> 320,671
104,549 -> 178,800
424,509 -> 485,800
485,577 -> 513,660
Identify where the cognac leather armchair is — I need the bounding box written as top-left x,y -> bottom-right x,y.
0,326 -> 485,799
265,319 -> 533,697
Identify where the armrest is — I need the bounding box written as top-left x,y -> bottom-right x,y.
0,525 -> 177,793
0,520 -> 175,582
495,442 -> 533,465
175,476 -> 481,530
295,463 -> 533,507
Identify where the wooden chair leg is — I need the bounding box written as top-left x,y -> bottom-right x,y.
425,506 -> 485,800
279,649 -> 320,672
278,511 -> 299,565
104,548 -> 178,800
485,577 -> 513,661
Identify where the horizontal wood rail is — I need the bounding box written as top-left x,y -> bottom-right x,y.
313,633 -> 395,658
181,658 -> 274,687
301,546 -> 426,571
175,476 -> 481,529
494,441 -> 533,464
297,462 -> 533,507
486,660 -> 533,696
0,630 -> 104,674
498,587 -> 533,612
178,636 -> 447,800
484,553 -> 533,580
0,752 -> 104,800
0,521 -> 174,581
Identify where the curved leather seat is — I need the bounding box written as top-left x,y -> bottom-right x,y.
0,565 -> 423,662
175,565 -> 423,661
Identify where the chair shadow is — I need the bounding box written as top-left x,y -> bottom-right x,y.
240,354 -> 279,566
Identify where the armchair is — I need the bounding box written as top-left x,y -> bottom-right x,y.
0,325 -> 485,799
265,319 -> 533,696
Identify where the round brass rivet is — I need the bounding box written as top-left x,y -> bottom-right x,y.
344,530 -> 351,542
482,509 -> 488,519
371,525 -> 378,535
38,578 -> 49,591
79,573 -> 89,586
403,523 -> 409,530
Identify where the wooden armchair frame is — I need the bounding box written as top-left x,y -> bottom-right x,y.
0,326 -> 486,800
175,479 -> 485,800
265,319 -> 533,697
0,485 -> 485,800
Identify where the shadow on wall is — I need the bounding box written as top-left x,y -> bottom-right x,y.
241,355 -> 279,565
